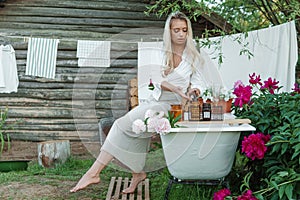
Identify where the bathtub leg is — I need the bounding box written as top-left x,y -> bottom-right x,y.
164,179 -> 174,200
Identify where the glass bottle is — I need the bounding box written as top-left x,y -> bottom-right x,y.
148,79 -> 154,90
202,103 -> 211,121
170,104 -> 183,121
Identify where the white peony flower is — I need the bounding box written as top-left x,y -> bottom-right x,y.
132,119 -> 146,134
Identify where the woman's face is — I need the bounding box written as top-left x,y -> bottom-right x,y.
170,19 -> 188,46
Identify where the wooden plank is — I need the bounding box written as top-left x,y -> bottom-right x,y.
106,177 -> 116,200
129,192 -> 134,200
122,177 -> 129,200
144,179 -> 150,200
113,177 -> 123,199
137,181 -> 143,200
105,177 -> 150,200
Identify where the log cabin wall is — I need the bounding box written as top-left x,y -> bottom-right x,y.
0,0 -> 230,142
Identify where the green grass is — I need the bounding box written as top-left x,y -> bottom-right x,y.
0,156 -> 222,199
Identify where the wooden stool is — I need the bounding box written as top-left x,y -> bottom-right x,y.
106,177 -> 150,200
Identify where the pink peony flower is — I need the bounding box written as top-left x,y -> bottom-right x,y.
292,83 -> 300,94
249,73 -> 262,85
237,190 -> 258,200
147,117 -> 159,132
213,188 -> 231,200
133,109 -> 171,135
132,119 -> 146,134
233,84 -> 253,107
155,118 -> 171,135
234,80 -> 244,89
260,77 -> 279,94
242,132 -> 271,160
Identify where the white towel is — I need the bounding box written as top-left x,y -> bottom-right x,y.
77,40 -> 110,67
26,38 -> 59,79
0,45 -> 19,93
0,47 -> 5,87
137,42 -> 164,102
202,21 -> 298,92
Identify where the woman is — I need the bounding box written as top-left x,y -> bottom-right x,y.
70,11 -> 222,194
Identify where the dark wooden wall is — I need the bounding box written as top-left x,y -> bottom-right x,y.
0,0 -> 229,142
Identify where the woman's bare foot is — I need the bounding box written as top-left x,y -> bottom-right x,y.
122,172 -> 147,194
70,173 -> 100,193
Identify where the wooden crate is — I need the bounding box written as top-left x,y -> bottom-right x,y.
106,177 -> 150,200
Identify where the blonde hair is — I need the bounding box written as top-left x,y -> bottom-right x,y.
162,11 -> 202,75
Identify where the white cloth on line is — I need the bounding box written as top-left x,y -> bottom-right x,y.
137,41 -> 164,102
77,40 -> 111,67
0,48 -> 5,87
0,44 -> 19,93
202,20 -> 298,92
25,38 -> 59,79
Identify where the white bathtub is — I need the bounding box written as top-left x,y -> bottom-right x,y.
161,119 -> 256,180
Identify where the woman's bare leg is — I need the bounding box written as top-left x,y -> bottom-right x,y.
122,171 -> 147,194
70,150 -> 113,192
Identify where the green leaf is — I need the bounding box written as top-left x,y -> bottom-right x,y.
281,143 -> 289,155
255,193 -> 264,200
270,180 -> 279,190
279,185 -> 285,199
278,171 -> 289,177
284,184 -> 293,199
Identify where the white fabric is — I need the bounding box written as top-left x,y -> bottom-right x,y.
202,21 -> 298,92
0,51 -> 4,87
0,45 -> 19,93
77,40 -> 110,67
138,42 -> 164,102
26,38 -> 59,79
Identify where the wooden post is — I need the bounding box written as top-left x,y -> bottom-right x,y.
37,140 -> 70,168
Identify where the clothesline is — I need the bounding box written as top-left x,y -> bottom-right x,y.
0,33 -> 162,44
0,18 -> 297,44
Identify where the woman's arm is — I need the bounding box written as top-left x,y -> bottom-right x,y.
161,81 -> 192,101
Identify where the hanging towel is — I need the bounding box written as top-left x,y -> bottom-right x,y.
26,38 -> 59,79
137,41 -> 164,102
0,47 -> 5,87
77,40 -> 110,67
202,21 -> 298,92
0,44 -> 19,93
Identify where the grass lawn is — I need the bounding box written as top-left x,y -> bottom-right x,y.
0,156 -> 222,200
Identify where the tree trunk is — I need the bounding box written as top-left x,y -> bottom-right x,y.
37,140 -> 70,168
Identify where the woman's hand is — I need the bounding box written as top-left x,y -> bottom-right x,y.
187,88 -> 200,100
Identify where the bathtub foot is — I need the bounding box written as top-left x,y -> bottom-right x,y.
164,178 -> 175,200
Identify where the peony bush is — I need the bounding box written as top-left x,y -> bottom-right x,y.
214,73 -> 300,200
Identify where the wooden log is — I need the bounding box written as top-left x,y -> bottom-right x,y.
129,87 -> 138,96
129,78 -> 138,88
0,6 -> 152,20
130,97 -> 139,108
1,1 -> 153,13
0,17 -> 165,29
37,140 -> 70,168
5,130 -> 99,141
